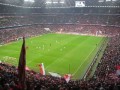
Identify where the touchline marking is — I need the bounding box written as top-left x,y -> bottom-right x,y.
72,48 -> 95,76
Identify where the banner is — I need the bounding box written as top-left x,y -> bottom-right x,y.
49,72 -> 61,78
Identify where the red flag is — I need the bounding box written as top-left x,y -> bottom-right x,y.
39,63 -> 45,75
64,74 -> 72,83
18,37 -> 26,90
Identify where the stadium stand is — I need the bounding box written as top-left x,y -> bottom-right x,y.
0,35 -> 120,89
0,0 -> 120,90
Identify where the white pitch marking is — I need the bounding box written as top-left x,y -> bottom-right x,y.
72,48 -> 95,76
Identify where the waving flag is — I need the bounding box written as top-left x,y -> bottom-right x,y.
18,37 -> 26,90
39,63 -> 45,75
64,74 -> 72,83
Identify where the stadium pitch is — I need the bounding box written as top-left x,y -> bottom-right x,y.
0,33 -> 105,79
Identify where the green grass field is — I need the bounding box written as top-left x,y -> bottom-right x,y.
0,33 -> 104,79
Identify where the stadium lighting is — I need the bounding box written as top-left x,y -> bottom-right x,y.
46,2 -> 52,4
98,0 -> 104,2
112,0 -> 117,1
106,0 -> 111,2
53,2 -> 58,4
59,0 -> 65,4
60,2 -> 65,4
24,0 -> 35,3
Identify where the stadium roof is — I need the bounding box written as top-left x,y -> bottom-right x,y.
0,0 -> 119,8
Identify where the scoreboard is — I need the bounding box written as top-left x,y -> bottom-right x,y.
75,1 -> 85,7
75,0 -> 119,7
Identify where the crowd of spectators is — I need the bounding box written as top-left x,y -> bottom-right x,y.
0,25 -> 49,44
46,24 -> 120,36
0,17 -> 120,89
0,14 -> 120,27
0,7 -> 120,89
0,35 -> 120,90
0,24 -> 120,44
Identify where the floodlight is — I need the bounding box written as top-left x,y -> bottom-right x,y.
24,0 -> 35,3
46,0 -> 52,4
